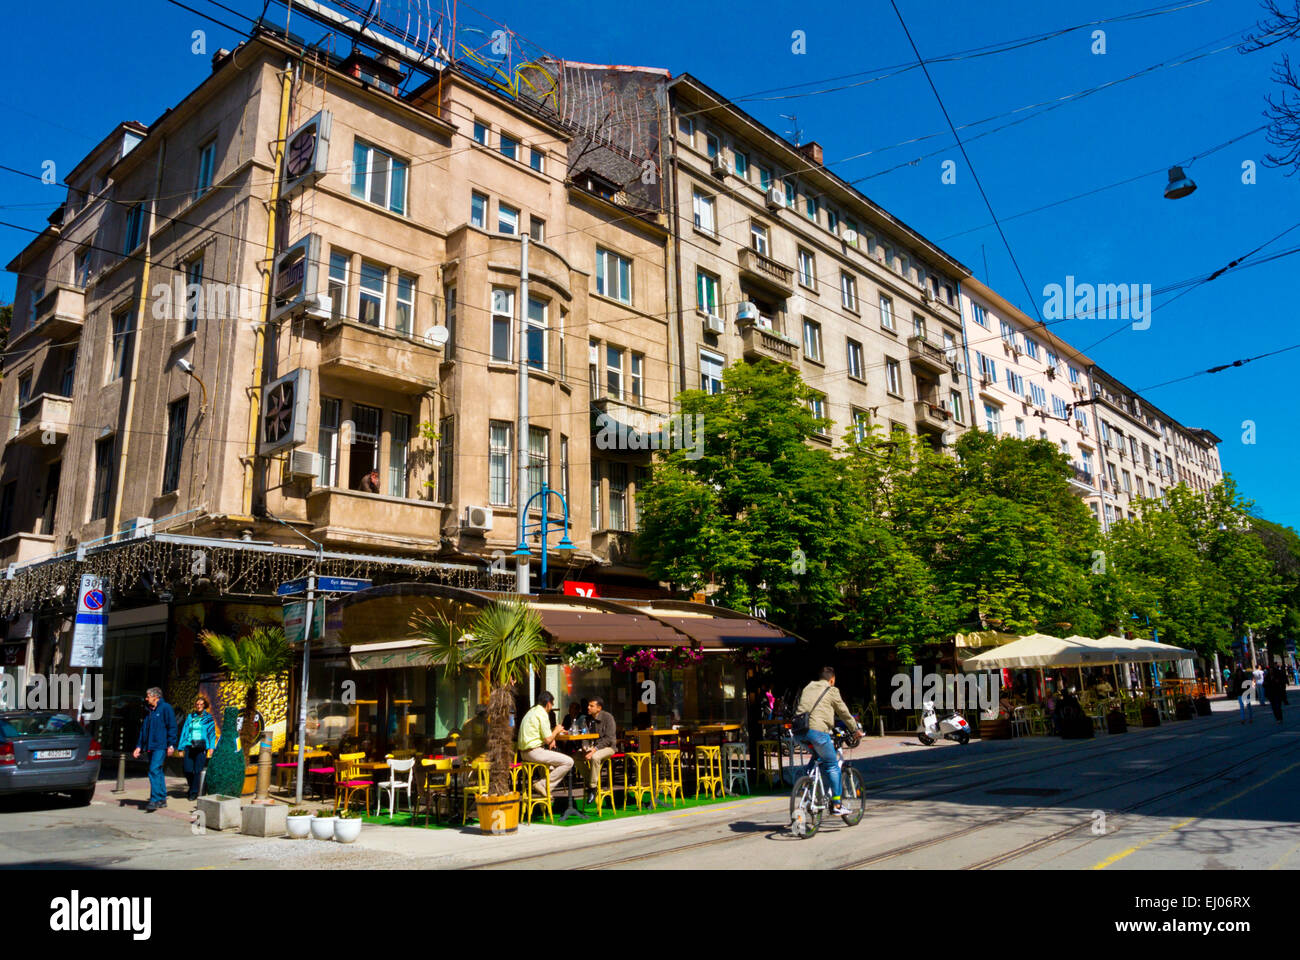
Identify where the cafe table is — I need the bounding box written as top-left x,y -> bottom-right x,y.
553,733 -> 598,820
627,728 -> 682,755
280,748 -> 330,798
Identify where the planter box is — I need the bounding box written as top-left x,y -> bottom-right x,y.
1106,710 -> 1128,735
1194,697 -> 1212,717
241,803 -> 287,837
476,793 -> 520,835
979,718 -> 1011,740
196,795 -> 242,831
1140,706 -> 1161,728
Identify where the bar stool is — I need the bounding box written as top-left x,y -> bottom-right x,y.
694,745 -> 724,799
721,742 -> 749,795
623,752 -> 656,811
756,740 -> 783,788
654,749 -> 684,807
520,761 -> 555,824
591,756 -> 617,816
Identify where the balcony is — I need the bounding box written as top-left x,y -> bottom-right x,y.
737,247 -> 795,297
592,530 -> 642,566
740,324 -> 800,366
9,394 -> 72,448
306,487 -> 442,552
18,284 -> 84,345
0,531 -> 57,567
317,319 -> 439,394
591,396 -> 669,451
914,399 -> 951,431
907,335 -> 949,375
1068,466 -> 1095,496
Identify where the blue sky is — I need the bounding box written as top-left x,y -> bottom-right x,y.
2,0 -> 1297,525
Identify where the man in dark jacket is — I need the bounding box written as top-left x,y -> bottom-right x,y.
1265,666 -> 1286,724
578,697 -> 617,805
132,687 -> 177,811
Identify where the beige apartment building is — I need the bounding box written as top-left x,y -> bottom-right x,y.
664,74 -> 973,449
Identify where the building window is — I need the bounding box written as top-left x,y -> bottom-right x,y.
701,350 -> 724,394
852,408 -> 870,443
949,390 -> 964,423
885,358 -> 902,396
1075,409 -> 1088,430
0,483 -> 14,539
351,140 -> 407,214
498,202 -> 519,235
841,272 -> 858,311
734,149 -> 748,177
846,339 -> 864,380
389,412 -> 411,498
358,261 -> 386,326
595,247 -> 632,304
608,462 -> 628,530
913,314 -> 926,340
183,256 -> 203,336
327,252 -> 348,320
473,120 -> 488,145
110,309 -> 134,381
845,218 -> 860,247
560,435 -> 570,504
437,417 -> 453,503
1024,336 -> 1039,360
678,115 -> 694,142
194,140 -> 217,199
499,133 -> 519,161
809,394 -> 827,431
1015,417 -> 1026,440
394,275 -> 415,336
470,191 -> 488,228
1052,395 -> 1068,418
318,398 -> 340,486
983,403 -> 1001,434
1000,319 -> 1016,347
805,195 -> 818,221
1030,383 -> 1047,408
591,462 -> 602,531
489,421 -> 512,505
692,190 -> 715,234
491,287 -> 514,362
529,216 -> 545,242
977,351 -> 997,382
91,435 -> 115,520
696,269 -> 720,315
527,427 -> 549,505
589,339 -> 600,399
879,294 -> 894,331
124,202 -> 145,253
349,404 -> 380,490
971,302 -> 987,327
59,347 -> 77,397
526,296 -> 547,370
1122,469 -> 1132,494
797,248 -> 816,289
750,222 -> 769,256
75,247 -> 92,288
705,133 -> 720,159
784,178 -> 797,207
162,397 -> 188,494
802,319 -> 823,363
756,164 -> 771,190
1005,370 -> 1024,395
530,147 -> 545,172
630,353 -> 644,403
606,345 -> 624,400
1068,365 -> 1080,384
827,209 -> 840,234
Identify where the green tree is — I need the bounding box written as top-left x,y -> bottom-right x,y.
1250,515 -> 1300,653
199,626 -> 292,754
0,303 -> 11,351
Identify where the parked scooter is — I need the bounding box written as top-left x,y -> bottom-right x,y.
917,700 -> 971,746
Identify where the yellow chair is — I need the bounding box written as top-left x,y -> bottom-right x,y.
655,749 -> 684,807
332,752 -> 372,814
591,757 -> 617,817
694,745 -> 724,800
623,752 -> 656,811
756,740 -> 783,788
520,761 -> 555,824
419,758 -> 452,825
461,759 -> 489,824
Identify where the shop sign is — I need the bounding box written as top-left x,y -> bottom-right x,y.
562,580 -> 601,597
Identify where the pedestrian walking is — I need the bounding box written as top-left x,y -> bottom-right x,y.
132,686 -> 177,811
178,695 -> 217,800
1266,666 -> 1286,724
1253,664 -> 1266,705
1230,665 -> 1253,725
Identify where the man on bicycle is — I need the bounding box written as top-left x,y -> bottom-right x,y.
794,667 -> 861,816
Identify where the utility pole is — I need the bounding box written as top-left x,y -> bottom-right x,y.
293,571 -> 317,806
516,235 -> 531,597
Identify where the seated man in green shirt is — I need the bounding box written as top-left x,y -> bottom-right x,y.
516,690 -> 573,797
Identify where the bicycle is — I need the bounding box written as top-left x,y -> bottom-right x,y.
788,728 -> 865,838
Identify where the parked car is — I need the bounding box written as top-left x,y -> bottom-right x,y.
0,711 -> 102,805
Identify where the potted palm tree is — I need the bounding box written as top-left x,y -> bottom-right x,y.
200,626 -> 292,801
415,600 -> 546,836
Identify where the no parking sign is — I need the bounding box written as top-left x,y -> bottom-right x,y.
70,574 -> 107,668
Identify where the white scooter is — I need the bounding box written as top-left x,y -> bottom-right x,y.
917,700 -> 971,746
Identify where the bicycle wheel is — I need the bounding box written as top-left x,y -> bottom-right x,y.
839,766 -> 865,826
789,775 -> 822,839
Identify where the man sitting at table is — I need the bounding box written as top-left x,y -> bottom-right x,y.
577,697 -> 617,804
517,690 -> 573,798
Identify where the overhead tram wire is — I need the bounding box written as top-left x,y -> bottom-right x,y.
1135,342 -> 1300,393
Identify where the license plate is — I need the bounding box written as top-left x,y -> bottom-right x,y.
34,749 -> 74,761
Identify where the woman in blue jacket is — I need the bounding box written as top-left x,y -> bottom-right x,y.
178,695 -> 218,800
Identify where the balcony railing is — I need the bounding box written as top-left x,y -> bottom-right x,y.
914,400 -> 951,430
17,284 -> 84,345
9,394 -> 72,448
907,335 -> 948,375
740,324 -> 800,365
306,487 -> 441,552
318,319 -> 440,394
737,247 -> 795,296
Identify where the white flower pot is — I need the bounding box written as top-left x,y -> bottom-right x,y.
333,817 -> 362,844
287,816 -> 312,839
310,815 -> 336,840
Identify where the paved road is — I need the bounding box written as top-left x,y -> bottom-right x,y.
2,701 -> 1296,870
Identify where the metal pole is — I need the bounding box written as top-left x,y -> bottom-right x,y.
540,489 -> 549,588
294,572 -> 316,806
113,725 -> 126,793
516,235 -> 531,596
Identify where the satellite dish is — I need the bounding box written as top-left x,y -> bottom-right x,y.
425,325 -> 450,347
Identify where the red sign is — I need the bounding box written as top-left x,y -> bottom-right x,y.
562,581 -> 600,598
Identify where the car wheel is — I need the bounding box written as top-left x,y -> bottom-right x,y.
69,789 -> 94,807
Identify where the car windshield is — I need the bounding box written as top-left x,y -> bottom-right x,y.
0,713 -> 86,738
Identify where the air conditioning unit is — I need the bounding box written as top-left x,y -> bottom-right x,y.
124,516 -> 154,539
710,154 -> 728,177
921,287 -> 933,303
704,314 -> 726,335
463,505 -> 494,533
286,449 -> 321,481
979,374 -> 992,387
1023,394 -> 1034,406
303,293 -> 332,321
765,186 -> 784,210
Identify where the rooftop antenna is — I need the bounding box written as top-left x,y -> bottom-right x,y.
780,114 -> 802,147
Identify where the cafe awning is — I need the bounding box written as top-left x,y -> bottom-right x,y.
960,633 -> 1120,670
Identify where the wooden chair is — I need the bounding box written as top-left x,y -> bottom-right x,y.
419,758 -> 452,825
332,752 -> 372,814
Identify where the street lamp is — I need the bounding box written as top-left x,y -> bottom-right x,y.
1163,165 -> 1197,200
512,484 -> 575,592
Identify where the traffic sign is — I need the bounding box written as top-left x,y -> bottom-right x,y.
276,577 -> 309,597
70,574 -> 107,668
317,576 -> 371,593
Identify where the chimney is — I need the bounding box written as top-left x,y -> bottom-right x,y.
797,141 -> 824,166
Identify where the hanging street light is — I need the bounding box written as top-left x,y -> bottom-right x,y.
1163,165 -> 1197,200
